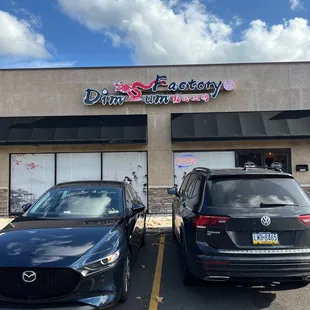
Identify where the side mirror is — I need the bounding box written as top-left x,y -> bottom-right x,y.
167,187 -> 177,195
132,204 -> 145,215
22,203 -> 32,212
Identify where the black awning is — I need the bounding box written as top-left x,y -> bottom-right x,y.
171,110 -> 310,142
0,114 -> 147,145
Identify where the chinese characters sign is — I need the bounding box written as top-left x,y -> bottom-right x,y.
83,74 -> 235,106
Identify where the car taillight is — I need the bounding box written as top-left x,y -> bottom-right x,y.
193,215 -> 231,229
299,215 -> 310,227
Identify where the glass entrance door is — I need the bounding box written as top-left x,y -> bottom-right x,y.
264,151 -> 290,173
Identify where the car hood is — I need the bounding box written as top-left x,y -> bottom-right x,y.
0,216 -> 123,267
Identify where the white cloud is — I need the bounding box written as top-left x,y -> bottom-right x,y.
57,0 -> 310,65
0,10 -> 50,59
105,31 -> 122,47
232,16 -> 242,27
290,0 -> 304,10
12,7 -> 43,29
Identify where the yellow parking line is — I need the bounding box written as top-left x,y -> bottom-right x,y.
148,234 -> 165,310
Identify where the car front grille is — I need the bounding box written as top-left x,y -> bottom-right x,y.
0,267 -> 81,301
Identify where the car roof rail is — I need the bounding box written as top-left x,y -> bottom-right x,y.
193,167 -> 212,174
243,162 -> 256,169
243,162 -> 283,172
270,162 -> 283,172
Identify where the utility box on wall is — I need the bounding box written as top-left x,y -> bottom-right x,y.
296,164 -> 309,172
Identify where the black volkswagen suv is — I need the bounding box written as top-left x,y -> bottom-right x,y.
168,165 -> 310,285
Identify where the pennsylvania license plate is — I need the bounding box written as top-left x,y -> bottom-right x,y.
252,232 -> 279,245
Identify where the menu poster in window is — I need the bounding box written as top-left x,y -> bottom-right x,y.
173,152 -> 235,189
10,154 -> 55,213
102,152 -> 148,206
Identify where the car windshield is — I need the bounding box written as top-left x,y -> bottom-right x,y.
25,185 -> 123,219
205,177 -> 310,207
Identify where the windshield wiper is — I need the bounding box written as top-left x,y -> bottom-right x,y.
260,203 -> 299,208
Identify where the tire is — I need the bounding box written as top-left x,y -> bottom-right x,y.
140,229 -> 146,248
172,213 -> 176,240
119,250 -> 132,302
172,218 -> 176,240
181,238 -> 197,286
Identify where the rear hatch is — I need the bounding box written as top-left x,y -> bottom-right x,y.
195,175 -> 310,250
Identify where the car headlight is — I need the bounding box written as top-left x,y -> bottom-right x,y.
84,249 -> 121,271
79,249 -> 121,276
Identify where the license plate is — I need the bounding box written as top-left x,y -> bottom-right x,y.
252,232 -> 279,245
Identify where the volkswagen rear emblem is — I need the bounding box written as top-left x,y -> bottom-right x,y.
22,270 -> 37,283
261,216 -> 271,227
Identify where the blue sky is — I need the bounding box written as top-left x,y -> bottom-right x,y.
0,0 -> 309,68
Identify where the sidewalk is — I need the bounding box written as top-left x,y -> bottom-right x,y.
0,214 -> 172,232
0,218 -> 12,230
146,214 -> 172,233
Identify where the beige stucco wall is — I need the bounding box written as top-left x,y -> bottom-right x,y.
0,62 -> 310,211
2,62 -> 310,118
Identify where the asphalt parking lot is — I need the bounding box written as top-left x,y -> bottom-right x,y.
113,233 -> 310,310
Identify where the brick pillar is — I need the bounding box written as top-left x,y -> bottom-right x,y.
147,113 -> 173,213
148,187 -> 173,214
0,188 -> 8,216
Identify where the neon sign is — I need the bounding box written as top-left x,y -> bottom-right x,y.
175,154 -> 197,168
83,75 -> 235,106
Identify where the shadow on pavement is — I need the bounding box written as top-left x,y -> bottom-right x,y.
111,232 -> 310,310
159,234 -> 310,310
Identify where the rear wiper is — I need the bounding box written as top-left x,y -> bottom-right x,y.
260,203 -> 299,208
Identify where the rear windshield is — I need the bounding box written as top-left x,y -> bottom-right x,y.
205,177 -> 310,207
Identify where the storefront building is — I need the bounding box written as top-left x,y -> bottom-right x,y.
0,61 -> 310,216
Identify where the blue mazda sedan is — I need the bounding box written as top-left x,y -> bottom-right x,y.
0,181 -> 147,309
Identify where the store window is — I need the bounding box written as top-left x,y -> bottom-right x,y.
102,152 -> 147,206
56,153 -> 101,183
235,150 -> 262,168
10,151 -> 148,215
10,154 -> 55,213
235,149 -> 291,172
173,151 -> 235,189
264,151 -> 290,172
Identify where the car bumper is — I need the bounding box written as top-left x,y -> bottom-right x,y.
188,253 -> 310,283
0,260 -> 124,309
0,293 -> 118,310
0,303 -> 95,310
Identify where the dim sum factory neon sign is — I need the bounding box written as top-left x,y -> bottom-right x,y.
83,74 -> 235,106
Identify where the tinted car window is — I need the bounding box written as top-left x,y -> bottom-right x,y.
127,185 -> 142,204
204,178 -> 310,207
179,174 -> 191,195
185,174 -> 197,198
187,176 -> 203,210
26,186 -> 123,218
126,185 -> 135,201
125,186 -> 133,211
192,177 -> 202,201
